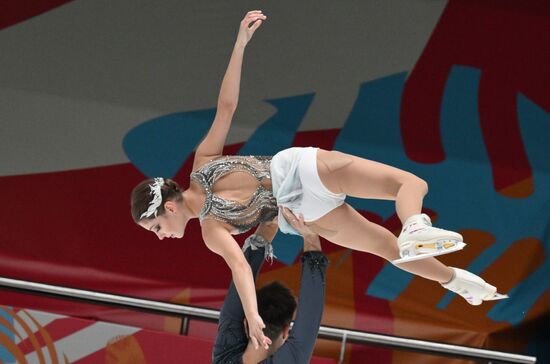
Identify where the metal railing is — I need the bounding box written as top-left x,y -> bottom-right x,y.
0,276 -> 537,364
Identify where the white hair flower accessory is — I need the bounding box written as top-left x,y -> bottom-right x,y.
140,177 -> 165,219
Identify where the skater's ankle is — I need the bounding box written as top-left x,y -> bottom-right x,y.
440,267 -> 455,284
401,212 -> 421,223
401,213 -> 430,227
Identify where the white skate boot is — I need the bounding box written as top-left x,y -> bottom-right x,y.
442,267 -> 508,305
393,213 -> 466,264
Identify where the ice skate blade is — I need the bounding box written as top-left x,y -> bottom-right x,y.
484,292 -> 509,301
392,242 -> 466,265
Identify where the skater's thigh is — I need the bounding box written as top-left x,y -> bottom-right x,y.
308,203 -> 400,261
316,149 -> 418,200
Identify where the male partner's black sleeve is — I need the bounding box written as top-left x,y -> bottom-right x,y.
212,238 -> 267,364
268,251 -> 328,364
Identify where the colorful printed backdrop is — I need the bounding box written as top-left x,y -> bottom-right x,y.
1,1 -> 548,363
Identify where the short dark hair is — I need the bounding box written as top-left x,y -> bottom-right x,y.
257,281 -> 297,340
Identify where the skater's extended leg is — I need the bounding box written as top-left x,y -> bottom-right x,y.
309,204 -> 507,304
315,149 -> 464,263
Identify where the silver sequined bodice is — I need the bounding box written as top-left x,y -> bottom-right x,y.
190,156 -> 278,234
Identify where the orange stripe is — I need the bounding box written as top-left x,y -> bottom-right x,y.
23,310 -> 59,364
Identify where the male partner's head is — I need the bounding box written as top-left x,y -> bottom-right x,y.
131,178 -> 187,240
255,281 -> 297,354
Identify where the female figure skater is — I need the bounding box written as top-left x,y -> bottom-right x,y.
131,10 -> 506,350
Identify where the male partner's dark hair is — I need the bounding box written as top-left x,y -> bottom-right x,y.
131,178 -> 183,223
257,281 -> 297,340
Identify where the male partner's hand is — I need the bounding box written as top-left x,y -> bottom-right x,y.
236,10 -> 267,48
281,207 -> 322,252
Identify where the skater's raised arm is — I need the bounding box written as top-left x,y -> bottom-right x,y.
194,11 -> 266,168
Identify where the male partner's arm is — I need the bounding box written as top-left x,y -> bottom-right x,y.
271,234 -> 328,364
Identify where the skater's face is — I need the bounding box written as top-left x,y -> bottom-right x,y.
138,201 -> 186,240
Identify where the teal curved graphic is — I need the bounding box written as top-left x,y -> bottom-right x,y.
123,109 -> 216,178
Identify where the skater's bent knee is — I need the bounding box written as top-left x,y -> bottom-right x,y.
416,177 -> 428,195
402,174 -> 428,195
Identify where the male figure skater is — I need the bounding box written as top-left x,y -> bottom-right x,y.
212,207 -> 328,364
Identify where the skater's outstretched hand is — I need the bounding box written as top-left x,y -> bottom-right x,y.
247,313 -> 271,350
236,10 -> 266,47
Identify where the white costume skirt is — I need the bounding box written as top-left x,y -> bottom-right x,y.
271,147 -> 346,235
